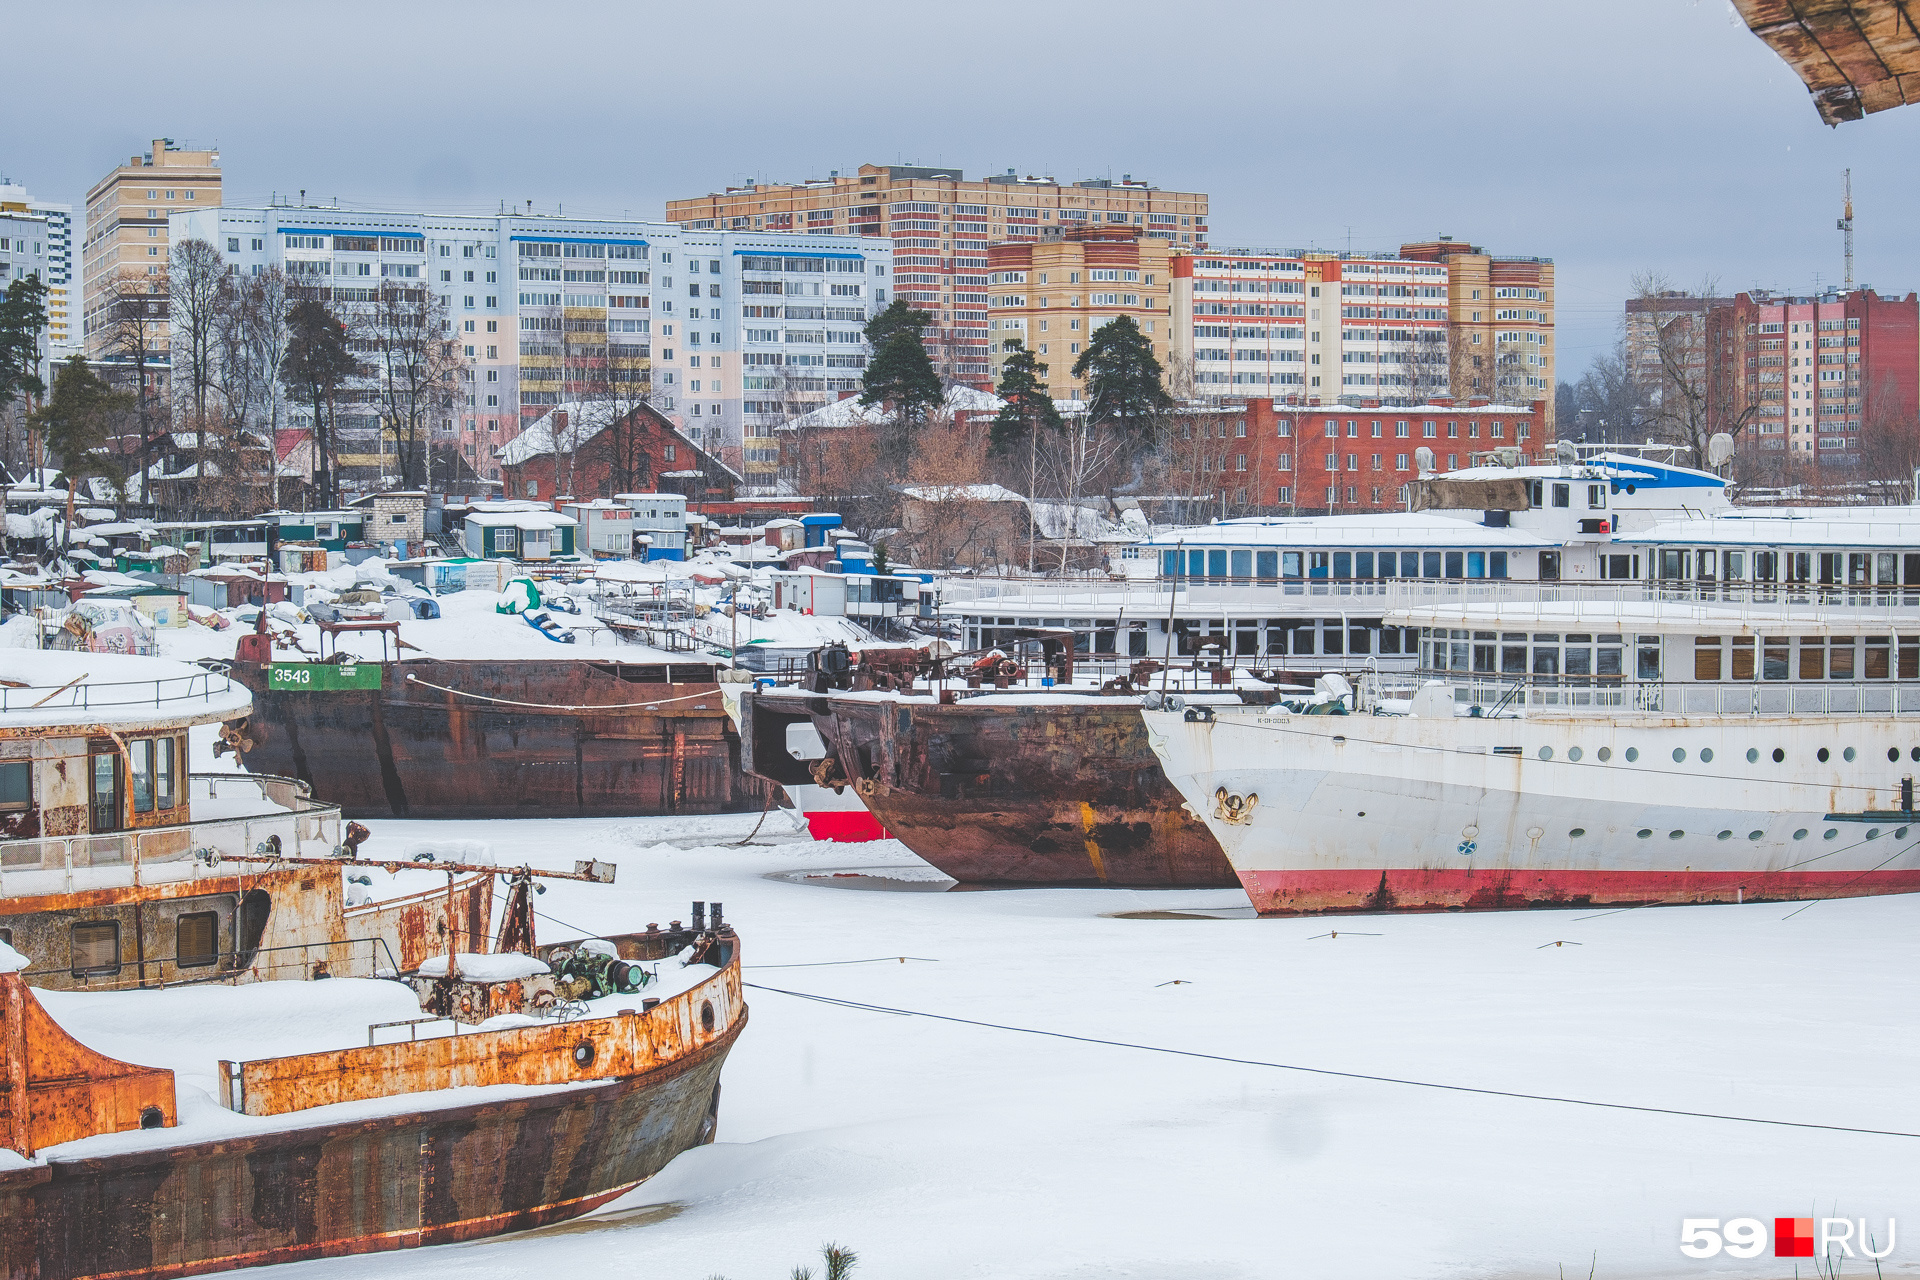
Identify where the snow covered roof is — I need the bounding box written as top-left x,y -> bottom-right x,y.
899,484 -> 1027,503
0,652 -> 251,729
1632,507 -> 1920,548
1142,511 -> 1556,549
781,385 -> 1011,431
465,512 -> 578,530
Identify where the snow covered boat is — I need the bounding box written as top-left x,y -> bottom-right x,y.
225,657 -> 776,820
1144,570 -> 1920,914
0,652 -> 494,986
0,911 -> 744,1279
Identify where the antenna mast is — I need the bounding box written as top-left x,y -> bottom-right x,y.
1838,169 -> 1854,293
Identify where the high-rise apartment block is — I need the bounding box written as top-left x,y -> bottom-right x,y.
1706,288 -> 1917,471
174,205 -> 889,490
667,165 -> 1209,389
0,184 -> 75,359
1398,239 -> 1556,423
985,228 -> 1174,400
81,139 -> 222,361
0,209 -> 51,390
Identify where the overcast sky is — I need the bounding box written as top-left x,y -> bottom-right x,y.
13,0 -> 1918,382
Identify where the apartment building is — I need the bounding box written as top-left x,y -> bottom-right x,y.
0,210 -> 50,391
1705,288 -> 1918,471
1181,396 -> 1544,517
667,164 -> 1209,390
173,205 -> 887,490
984,228 -> 1173,399
0,185 -> 75,359
1398,239 -> 1556,428
81,139 -> 222,360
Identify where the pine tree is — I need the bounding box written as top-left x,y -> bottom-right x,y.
0,276 -> 50,416
860,300 -> 942,470
1071,315 -> 1171,435
30,356 -> 133,550
988,342 -> 1061,456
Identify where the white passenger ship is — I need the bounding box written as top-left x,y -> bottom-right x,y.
1139,492 -> 1920,914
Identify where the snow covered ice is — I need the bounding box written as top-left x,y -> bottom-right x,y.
56,805 -> 1902,1280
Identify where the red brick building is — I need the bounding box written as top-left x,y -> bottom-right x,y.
1706,289 -> 1918,474
1181,395 -> 1548,516
497,403 -> 739,508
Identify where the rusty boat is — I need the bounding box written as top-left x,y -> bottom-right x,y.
0,907 -> 743,1280
225,656 -> 775,820
742,683 -> 1238,887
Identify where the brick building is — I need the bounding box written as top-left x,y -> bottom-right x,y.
1706,288 -> 1918,472
1178,396 -> 1547,517
497,402 -> 738,509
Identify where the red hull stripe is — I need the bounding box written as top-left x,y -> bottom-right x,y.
1236,866 -> 1920,914
806,811 -> 890,843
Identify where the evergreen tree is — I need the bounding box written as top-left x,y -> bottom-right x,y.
30,356 -> 132,548
1071,315 -> 1171,434
860,300 -> 942,469
280,298 -> 356,507
988,342 -> 1061,456
0,276 -> 50,414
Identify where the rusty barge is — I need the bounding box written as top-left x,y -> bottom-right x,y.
226,658 -> 775,820
0,915 -> 744,1280
743,685 -> 1237,887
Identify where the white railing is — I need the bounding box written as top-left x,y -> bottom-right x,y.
0,667 -> 241,715
0,773 -> 340,897
1424,677 -> 1920,717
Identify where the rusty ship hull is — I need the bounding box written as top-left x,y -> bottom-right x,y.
743,690 -> 1235,887
0,1025 -> 736,1280
230,659 -> 774,820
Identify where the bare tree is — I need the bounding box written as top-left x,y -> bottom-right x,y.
1630,273 -> 1755,469
96,269 -> 171,505
358,282 -> 459,489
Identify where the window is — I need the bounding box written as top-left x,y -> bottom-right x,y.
176,912 -> 218,968
90,752 -> 120,832
71,921 -> 120,976
0,761 -> 26,810
525,481 -> 538,498
1551,483 -> 1570,508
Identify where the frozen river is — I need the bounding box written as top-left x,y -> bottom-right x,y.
131,802 -> 1914,1280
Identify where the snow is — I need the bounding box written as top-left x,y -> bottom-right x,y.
417,952 -> 550,980
0,651 -> 251,726
0,941 -> 27,973
65,808 -> 1875,1279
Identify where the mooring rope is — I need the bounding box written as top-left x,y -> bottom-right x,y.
401,673 -> 720,713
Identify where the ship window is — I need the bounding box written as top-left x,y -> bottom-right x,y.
1567,747 -> 1583,761
1466,552 -> 1484,579
1490,551 -> 1508,579
0,761 -> 27,810
1726,551 -> 1745,580
71,921 -> 120,976
1747,748 -> 1759,763
1878,553 -> 1898,584
1799,637 -> 1826,681
1902,636 -> 1920,679
1730,636 -> 1755,681
1207,550 -> 1227,577
1625,747 -> 1640,762
1817,747 -> 1830,762
1532,641 -> 1559,676
1763,638 -> 1790,680
1309,552 -> 1329,580
1282,551 -> 1302,578
1332,552 -> 1351,579
129,739 -> 154,813
1445,551 -> 1463,578
1849,554 -> 1869,586
1422,552 -> 1441,578
1694,637 -> 1722,681
1501,640 -> 1527,675
1866,638 -> 1891,679
1356,552 -> 1374,578
1552,483 -> 1569,508
1596,642 -> 1622,678
156,738 -> 175,811
1564,637 -> 1591,677
1588,485 -> 1606,509
1774,748 -> 1786,762
1323,621 -> 1344,656
1472,638 -> 1495,673
89,753 -> 121,833
1230,549 -> 1252,578
1256,550 -> 1278,579
1829,638 -> 1855,680
1636,637 -> 1662,680
1818,553 -> 1841,586
176,912 -> 218,967
1752,551 -> 1777,583
1400,552 -> 1420,576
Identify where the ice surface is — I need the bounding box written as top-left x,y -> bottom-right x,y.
72,808 -> 1894,1280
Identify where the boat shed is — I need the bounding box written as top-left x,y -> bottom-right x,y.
614,493 -> 688,561
266,510 -> 365,552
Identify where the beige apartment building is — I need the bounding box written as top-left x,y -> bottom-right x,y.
667,164 -> 1208,388
1399,238 -> 1556,429
82,139 -> 223,360
985,228 -> 1175,401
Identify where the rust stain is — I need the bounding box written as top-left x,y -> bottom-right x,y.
1076,802 -> 1108,883
0,972 -> 174,1156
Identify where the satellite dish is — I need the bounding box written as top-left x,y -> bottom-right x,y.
1555,439 -> 1578,466
1707,432 -> 1735,467
1414,446 -> 1435,474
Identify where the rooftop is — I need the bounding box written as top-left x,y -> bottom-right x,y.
0,654 -> 250,730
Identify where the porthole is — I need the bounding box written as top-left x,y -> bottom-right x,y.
1567,747 -> 1583,762
1636,828 -> 1653,839
1824,829 -> 1838,840
1843,747 -> 1856,762
140,1106 -> 164,1129
1899,827 -> 1911,839
1891,748 -> 1901,763
1716,830 -> 1732,840
573,1041 -> 596,1068
1748,830 -> 1764,841
1867,828 -> 1881,840
1668,829 -> 1685,840
1672,748 -> 1686,763
701,1000 -> 716,1032
1538,746 -> 1553,761
1793,828 -> 1809,840
1773,748 -> 1785,763
1597,747 -> 1612,762
1569,827 -> 1587,838
1700,748 -> 1714,763
1746,748 -> 1759,763
1817,747 -> 1830,763
1625,747 -> 1640,762
1911,748 -> 1919,763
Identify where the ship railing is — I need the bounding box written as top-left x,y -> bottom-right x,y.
0,667 -> 242,715
0,773 -> 341,898
16,935 -> 403,990
1423,675 -> 1920,717
1382,579 -> 1920,621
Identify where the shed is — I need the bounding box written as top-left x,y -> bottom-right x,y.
353,491 -> 428,546
614,493 -> 688,560
462,512 -> 578,561
769,568 -> 848,616
562,501 -> 637,558
80,582 -> 188,628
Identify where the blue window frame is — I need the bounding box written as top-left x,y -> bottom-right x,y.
1445,551 -> 1464,578
1490,551 -> 1508,579
1422,551 -> 1442,578
1401,552 -> 1420,576
1162,550 -> 1179,577
1256,550 -> 1278,578
1230,549 -> 1252,578
1467,552 -> 1485,578
1188,550 -> 1206,576
1356,552 -> 1374,578
1282,551 -> 1302,578
1207,549 -> 1227,578
1332,552 -> 1351,579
